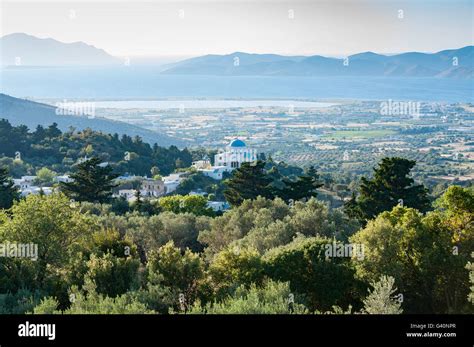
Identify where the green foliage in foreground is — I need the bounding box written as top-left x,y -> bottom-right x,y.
0,183 -> 472,315
263,237 -> 363,312
174,172 -> 227,201
187,280 -> 308,314
0,167 -> 19,209
208,247 -> 265,300
0,194 -> 96,295
198,196 -> 359,257
147,241 -> 205,311
467,253 -> 474,305
33,280 -> 154,314
224,161 -> 326,207
0,289 -> 44,314
85,253 -> 141,298
362,276 -> 403,314
350,185 -> 474,313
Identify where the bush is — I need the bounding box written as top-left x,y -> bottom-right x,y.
362,275 -> 403,314
85,253 -> 141,298
208,246 -> 265,299
0,289 -> 44,314
264,236 -> 362,312
187,280 -> 308,314
147,241 -> 205,311
33,280 -> 153,314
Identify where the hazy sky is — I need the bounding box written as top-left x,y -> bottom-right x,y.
1,0 -> 473,58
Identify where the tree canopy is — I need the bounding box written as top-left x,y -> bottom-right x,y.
345,157 -> 431,223
224,161 -> 274,206
0,167 -> 19,209
60,157 -> 118,203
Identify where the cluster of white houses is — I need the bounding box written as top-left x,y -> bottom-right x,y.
115,173 -> 183,201
13,175 -> 72,197
12,139 -> 256,212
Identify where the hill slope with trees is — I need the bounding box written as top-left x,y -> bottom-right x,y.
0,94 -> 185,147
0,118 -> 193,177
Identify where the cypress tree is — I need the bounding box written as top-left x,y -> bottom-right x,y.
224,160 -> 273,206
345,157 -> 430,223
0,167 -> 19,209
275,166 -> 323,202
60,157 -> 118,203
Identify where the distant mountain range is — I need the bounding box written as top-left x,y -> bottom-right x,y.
0,33 -> 120,66
161,47 -> 474,78
1,33 -> 472,78
0,94 -> 186,147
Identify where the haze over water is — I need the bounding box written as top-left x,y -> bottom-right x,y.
1,67 -> 472,103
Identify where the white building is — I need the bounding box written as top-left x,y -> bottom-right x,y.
20,186 -> 54,197
207,201 -> 230,212
116,177 -> 165,201
13,176 -> 37,190
214,139 -> 258,169
141,178 -> 165,197
116,175 -> 142,182
192,139 -> 258,181
117,189 -> 137,201
189,190 -> 207,196
192,159 -> 211,170
192,159 -> 228,180
55,175 -> 73,183
13,175 -> 61,197
162,173 -> 185,194
199,166 -> 229,180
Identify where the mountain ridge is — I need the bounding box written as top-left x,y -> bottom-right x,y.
160,46 -> 474,78
0,33 -> 120,66
1,33 -> 472,77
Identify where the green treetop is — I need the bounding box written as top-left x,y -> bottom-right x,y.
60,157 -> 118,203
0,166 -> 19,209
224,160 -> 274,206
276,165 -> 323,202
345,157 -> 430,223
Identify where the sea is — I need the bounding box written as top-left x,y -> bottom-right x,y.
1,66 -> 473,103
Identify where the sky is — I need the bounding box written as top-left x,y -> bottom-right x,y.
1,0 -> 473,58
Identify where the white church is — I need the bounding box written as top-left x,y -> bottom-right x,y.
192,139 -> 258,180
214,139 -> 258,168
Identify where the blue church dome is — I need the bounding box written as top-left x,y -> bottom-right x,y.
229,139 -> 246,147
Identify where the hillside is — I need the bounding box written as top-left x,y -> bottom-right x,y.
0,94 -> 186,147
0,118 -> 193,177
